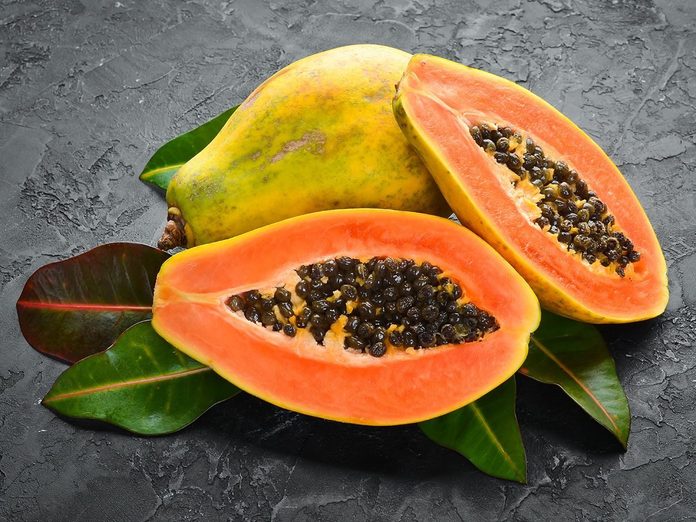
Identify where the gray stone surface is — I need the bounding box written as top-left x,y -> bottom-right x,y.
1,0 -> 695,520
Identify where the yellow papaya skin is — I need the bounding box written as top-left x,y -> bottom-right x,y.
160,45 -> 450,248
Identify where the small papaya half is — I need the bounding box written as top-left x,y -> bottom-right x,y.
393,55 -> 668,323
152,210 -> 539,425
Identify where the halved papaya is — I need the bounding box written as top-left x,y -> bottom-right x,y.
393,55 -> 668,323
152,209 -> 540,425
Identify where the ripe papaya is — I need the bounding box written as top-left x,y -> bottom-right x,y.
393,54 -> 668,323
159,45 -> 450,249
152,210 -> 540,425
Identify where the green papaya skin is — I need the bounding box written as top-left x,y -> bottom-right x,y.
159,45 -> 450,248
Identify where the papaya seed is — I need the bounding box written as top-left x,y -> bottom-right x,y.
494,152 -> 508,164
244,306 -> 260,323
388,330 -> 404,347
369,342 -> 387,357
470,126 -> 483,145
274,287 -> 291,303
372,328 -> 387,344
283,324 -> 296,337
295,281 -> 309,298
356,321 -> 375,340
226,295 -> 244,312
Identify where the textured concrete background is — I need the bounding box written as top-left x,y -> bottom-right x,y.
1,0 -> 695,520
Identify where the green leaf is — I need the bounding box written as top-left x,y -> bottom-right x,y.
520,311 -> 630,448
17,243 -> 169,364
139,106 -> 238,190
42,321 -> 240,435
419,378 -> 526,483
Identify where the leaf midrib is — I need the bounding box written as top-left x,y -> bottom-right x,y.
530,336 -> 619,433
141,164 -> 183,178
17,300 -> 152,312
43,366 -> 211,403
469,402 -> 523,479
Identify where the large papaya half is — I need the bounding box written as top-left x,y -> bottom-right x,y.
393,55 -> 668,323
152,210 -> 539,425
159,45 -> 450,249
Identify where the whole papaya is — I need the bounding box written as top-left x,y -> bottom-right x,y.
159,45 -> 450,248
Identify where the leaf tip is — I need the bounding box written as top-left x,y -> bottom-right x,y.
514,468 -> 527,484
509,458 -> 527,484
618,434 -> 629,451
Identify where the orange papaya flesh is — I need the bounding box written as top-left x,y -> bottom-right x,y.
393,55 -> 668,323
152,209 -> 540,425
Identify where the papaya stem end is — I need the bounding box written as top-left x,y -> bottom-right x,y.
158,209 -> 187,250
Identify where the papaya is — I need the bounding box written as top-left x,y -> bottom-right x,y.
393,55 -> 668,323
158,45 -> 450,249
152,209 -> 540,425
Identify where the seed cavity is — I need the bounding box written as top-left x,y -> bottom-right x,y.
469,123 -> 640,277
226,257 -> 499,357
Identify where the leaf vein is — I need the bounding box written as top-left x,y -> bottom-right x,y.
530,336 -> 618,432
17,301 -> 152,312
141,164 -> 184,178
44,367 -> 211,402
469,403 -> 522,478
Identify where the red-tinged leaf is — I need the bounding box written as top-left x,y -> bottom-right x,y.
16,243 -> 169,363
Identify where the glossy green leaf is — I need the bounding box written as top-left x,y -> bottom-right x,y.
419,378 -> 526,483
139,106 -> 238,190
520,311 -> 630,447
43,321 -> 240,435
17,243 -> 169,364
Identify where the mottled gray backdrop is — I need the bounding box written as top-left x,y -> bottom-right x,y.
1,1 -> 695,520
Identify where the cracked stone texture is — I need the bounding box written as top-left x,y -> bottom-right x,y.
1,0 -> 695,520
